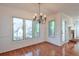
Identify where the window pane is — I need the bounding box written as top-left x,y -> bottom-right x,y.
48,20 -> 55,37
13,17 -> 23,40
33,21 -> 40,38
25,20 -> 32,38
62,20 -> 66,42
75,21 -> 79,38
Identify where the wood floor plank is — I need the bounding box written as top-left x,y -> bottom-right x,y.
0,42 -> 62,56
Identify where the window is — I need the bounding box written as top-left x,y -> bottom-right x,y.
13,17 -> 40,40
75,21 -> 79,39
25,20 -> 32,38
13,17 -> 23,40
62,20 -> 66,42
33,21 -> 40,38
48,20 -> 55,37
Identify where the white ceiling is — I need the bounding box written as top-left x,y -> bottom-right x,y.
0,3 -> 79,17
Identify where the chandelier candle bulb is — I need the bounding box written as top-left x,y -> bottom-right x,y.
44,15 -> 46,18
32,3 -> 46,24
33,16 -> 35,19
40,13 -> 43,16
33,16 -> 37,20
35,13 -> 37,16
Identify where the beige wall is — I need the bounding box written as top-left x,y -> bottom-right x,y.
45,13 -> 62,46
0,6 -> 46,53
46,13 -> 72,46
0,5 -> 73,53
61,14 -> 71,45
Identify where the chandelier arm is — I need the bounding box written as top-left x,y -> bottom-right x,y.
38,3 -> 40,16
38,3 -> 41,23
33,3 -> 46,24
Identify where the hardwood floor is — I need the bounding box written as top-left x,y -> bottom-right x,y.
0,42 -> 62,56
1,41 -> 79,56
62,39 -> 79,56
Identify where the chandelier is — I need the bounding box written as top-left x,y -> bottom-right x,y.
33,3 -> 46,24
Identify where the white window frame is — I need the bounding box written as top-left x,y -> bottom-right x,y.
48,19 -> 56,38
12,16 -> 24,41
12,16 -> 40,41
